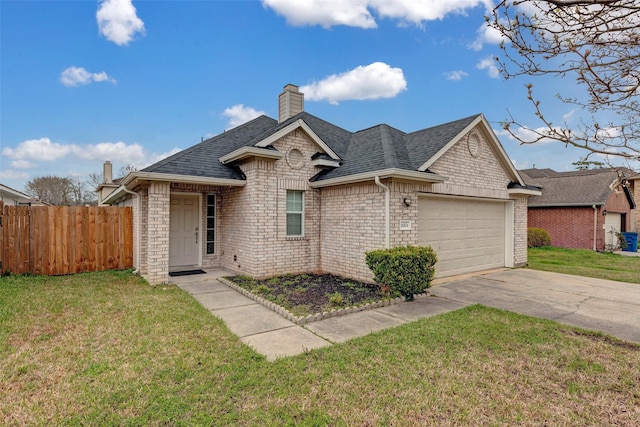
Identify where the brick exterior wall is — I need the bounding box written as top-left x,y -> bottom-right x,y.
633,179 -> 640,233
219,130 -> 323,278
146,182 -> 170,284
513,197 -> 528,266
528,185 -> 634,251
528,207 -> 596,250
139,187 -> 148,275
134,123 -> 533,284
319,182 -> 386,282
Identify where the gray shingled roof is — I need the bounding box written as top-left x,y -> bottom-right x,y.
520,168 -> 631,207
311,114 -> 482,181
141,111 -> 483,183
142,115 -> 277,179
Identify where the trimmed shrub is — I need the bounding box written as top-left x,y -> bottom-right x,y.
528,227 -> 551,247
365,246 -> 437,301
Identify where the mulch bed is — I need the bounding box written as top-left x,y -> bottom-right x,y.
227,273 -> 389,316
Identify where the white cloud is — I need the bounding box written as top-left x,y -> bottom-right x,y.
222,104 -> 266,130
3,137 -> 72,160
263,0 -> 492,28
77,141 -> 146,162
262,0 -> 376,29
444,70 -> 469,81
476,56 -> 500,78
495,126 -> 558,144
2,137 -> 180,167
96,0 -> 145,46
470,22 -> 505,51
60,67 -> 116,87
301,62 -> 407,104
368,0 -> 492,25
143,148 -> 182,168
562,109 -> 576,122
11,160 -> 37,169
0,169 -> 29,180
509,157 -> 530,170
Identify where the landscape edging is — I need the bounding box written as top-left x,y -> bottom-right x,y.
217,276 -> 430,325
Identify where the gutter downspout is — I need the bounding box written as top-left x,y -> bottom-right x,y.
592,205 -> 597,251
123,187 -> 141,274
374,176 -> 390,249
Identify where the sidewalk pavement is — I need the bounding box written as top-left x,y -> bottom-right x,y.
172,266 -> 640,361
170,270 -> 468,361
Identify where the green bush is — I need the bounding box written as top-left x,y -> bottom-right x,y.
365,246 -> 437,301
527,227 -> 551,248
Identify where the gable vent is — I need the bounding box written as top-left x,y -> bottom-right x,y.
278,84 -> 304,123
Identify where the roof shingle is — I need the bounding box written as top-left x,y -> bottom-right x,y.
520,168 -> 634,207
140,111 -> 486,183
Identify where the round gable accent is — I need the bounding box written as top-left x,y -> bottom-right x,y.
468,133 -> 480,158
286,148 -> 305,169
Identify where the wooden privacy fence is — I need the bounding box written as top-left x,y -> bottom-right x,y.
0,202 -> 133,276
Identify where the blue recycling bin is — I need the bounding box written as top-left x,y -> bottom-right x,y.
622,232 -> 638,252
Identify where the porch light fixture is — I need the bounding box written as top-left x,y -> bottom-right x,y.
403,197 -> 411,207
602,209 -> 607,216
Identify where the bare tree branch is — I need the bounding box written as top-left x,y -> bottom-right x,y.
490,0 -> 640,167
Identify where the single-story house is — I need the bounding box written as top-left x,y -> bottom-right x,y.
99,84 -> 540,285
0,183 -> 48,206
520,168 -> 637,250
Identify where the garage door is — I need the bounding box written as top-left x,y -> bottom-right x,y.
418,196 -> 506,278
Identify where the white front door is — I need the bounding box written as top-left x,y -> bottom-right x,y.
169,194 -> 200,268
604,212 -> 622,248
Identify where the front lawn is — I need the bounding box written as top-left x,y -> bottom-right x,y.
1,271 -> 639,425
528,246 -> 640,284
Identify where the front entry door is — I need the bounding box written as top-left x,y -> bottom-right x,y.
170,194 -> 200,268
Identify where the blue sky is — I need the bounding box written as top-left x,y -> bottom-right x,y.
1,0 -> 604,192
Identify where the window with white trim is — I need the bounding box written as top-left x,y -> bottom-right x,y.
286,190 -> 304,236
206,195 -> 216,254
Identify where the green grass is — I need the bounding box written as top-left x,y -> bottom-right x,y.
2,271 -> 640,425
528,246 -> 640,284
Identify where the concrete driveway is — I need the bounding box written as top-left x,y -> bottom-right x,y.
432,268 -> 640,344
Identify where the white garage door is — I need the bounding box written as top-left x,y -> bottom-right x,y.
418,196 -> 507,278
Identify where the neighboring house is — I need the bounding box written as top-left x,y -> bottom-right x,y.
520,168 -> 637,250
0,183 -> 47,206
100,84 -> 540,285
96,161 -> 121,205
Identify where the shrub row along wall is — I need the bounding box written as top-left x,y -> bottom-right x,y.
0,202 -> 133,275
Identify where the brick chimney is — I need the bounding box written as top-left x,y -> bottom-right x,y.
103,161 -> 113,184
278,84 -> 304,123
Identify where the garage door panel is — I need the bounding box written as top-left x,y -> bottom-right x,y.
418,197 -> 506,278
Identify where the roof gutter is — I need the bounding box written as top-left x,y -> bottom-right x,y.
374,176 -> 390,249
309,168 -> 445,189
529,202 -> 606,208
507,187 -> 542,197
102,172 -> 246,205
592,205 -> 598,251
219,146 -> 284,164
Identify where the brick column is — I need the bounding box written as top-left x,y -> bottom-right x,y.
146,182 -> 170,284
513,197 -> 528,266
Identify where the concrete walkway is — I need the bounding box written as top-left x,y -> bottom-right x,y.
170,270 -> 467,361
171,267 -> 640,361
432,268 -> 640,344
